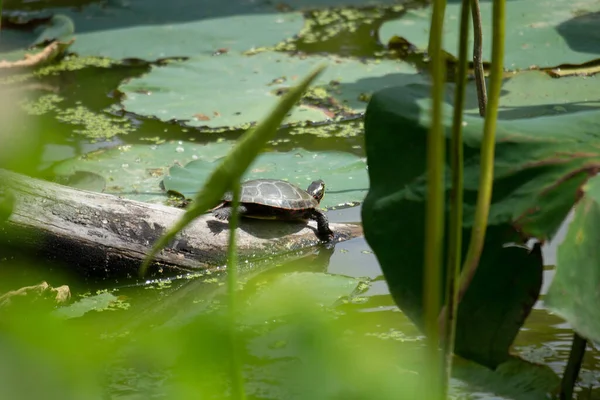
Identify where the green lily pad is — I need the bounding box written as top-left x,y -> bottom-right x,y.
163,148 -> 368,208
0,1 -> 306,61
406,70 -> 600,121
119,52 -> 423,128
379,0 -> 600,70
70,12 -> 304,61
460,70 -> 600,119
51,140 -> 235,203
545,174 -> 600,343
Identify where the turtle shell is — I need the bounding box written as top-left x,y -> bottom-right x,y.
222,179 -> 318,210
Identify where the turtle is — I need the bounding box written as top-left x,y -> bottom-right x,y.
211,179 -> 334,241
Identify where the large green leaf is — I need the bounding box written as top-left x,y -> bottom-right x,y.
366,84 -> 600,240
545,174 -> 600,343
379,0 -> 600,70
360,83 -> 600,367
119,52 -> 423,128
163,148 -> 368,208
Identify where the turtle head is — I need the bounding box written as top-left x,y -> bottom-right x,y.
307,180 -> 325,203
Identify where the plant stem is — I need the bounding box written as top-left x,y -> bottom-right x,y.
471,0 -> 487,116
458,0 -> 505,304
560,333 -> 587,400
440,0 -> 470,387
424,0 -> 447,397
227,183 -> 246,400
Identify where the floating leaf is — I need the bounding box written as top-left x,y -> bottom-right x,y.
460,70 -> 600,119
1,2 -> 304,61
379,0 -> 600,70
51,141 -> 235,203
119,52 -> 423,128
163,148 -> 368,208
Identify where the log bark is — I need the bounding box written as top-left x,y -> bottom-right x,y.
0,169 -> 363,279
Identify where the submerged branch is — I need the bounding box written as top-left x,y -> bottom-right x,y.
0,39 -> 74,70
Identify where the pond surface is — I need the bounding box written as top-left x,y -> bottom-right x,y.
2,1 -> 600,398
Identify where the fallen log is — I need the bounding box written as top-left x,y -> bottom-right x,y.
0,169 -> 363,279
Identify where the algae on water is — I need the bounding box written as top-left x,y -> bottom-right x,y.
20,94 -> 134,140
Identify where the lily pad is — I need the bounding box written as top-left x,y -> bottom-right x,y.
70,12 -> 304,61
51,140 -> 235,203
379,0 -> 600,70
545,174 -> 600,343
119,52 -> 424,128
0,2 -> 305,61
163,148 -> 368,208
455,70 -> 600,119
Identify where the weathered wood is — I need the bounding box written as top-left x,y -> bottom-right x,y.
0,169 -> 362,278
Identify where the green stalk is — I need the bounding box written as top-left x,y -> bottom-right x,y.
458,0 -> 505,303
227,182 -> 246,400
424,0 -> 447,397
440,0 -> 470,387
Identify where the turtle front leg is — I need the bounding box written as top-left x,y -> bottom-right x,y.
212,204 -> 248,221
310,209 -> 334,241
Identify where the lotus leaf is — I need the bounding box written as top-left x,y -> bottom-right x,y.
51,141 -> 235,203
379,0 -> 600,70
0,2 -> 304,60
119,52 -> 423,128
2,0 -> 401,62
461,70 -> 600,119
